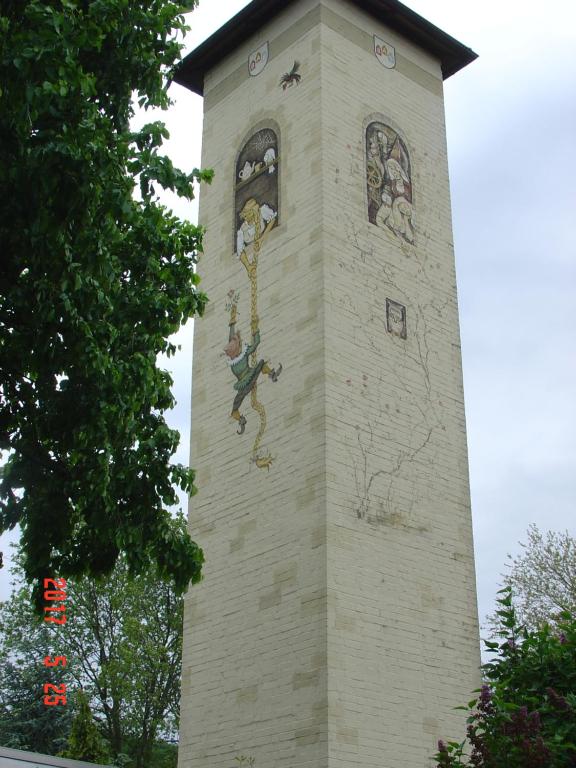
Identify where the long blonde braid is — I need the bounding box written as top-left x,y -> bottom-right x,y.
244,208 -> 269,467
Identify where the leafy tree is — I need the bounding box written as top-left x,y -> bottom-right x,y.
66,561 -> 184,767
62,690 -> 109,764
142,740 -> 178,768
436,588 -> 576,768
0,541 -> 185,768
0,0 -> 211,606
491,525 -> 576,630
0,612 -> 72,753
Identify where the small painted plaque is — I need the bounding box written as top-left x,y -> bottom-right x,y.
248,42 -> 269,77
374,36 -> 396,69
386,299 -> 407,339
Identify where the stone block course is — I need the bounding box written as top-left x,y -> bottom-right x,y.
179,1 -> 480,766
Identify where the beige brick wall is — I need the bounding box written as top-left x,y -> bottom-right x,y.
179,2 -> 480,767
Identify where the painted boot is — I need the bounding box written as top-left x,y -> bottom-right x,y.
269,363 -> 283,383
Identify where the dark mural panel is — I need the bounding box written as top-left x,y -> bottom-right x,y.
235,128 -> 279,252
366,121 -> 414,244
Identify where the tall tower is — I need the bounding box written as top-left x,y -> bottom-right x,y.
175,1 -> 480,766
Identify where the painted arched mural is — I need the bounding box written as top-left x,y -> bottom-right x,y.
235,127 -> 279,249
224,127 -> 282,471
366,121 -> 414,244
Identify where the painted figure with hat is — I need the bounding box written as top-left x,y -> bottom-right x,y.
224,299 -> 282,435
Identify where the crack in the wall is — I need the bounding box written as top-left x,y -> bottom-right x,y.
352,418 -> 434,529
339,223 -> 450,528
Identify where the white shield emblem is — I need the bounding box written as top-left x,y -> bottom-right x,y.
374,36 -> 396,69
248,42 -> 269,77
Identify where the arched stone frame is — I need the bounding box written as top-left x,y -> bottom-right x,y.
364,114 -> 415,245
233,121 -> 280,254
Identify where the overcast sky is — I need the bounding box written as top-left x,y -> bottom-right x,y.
1,0 -> 574,633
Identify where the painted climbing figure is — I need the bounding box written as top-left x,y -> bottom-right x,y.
228,127 -> 282,471
224,300 -> 282,435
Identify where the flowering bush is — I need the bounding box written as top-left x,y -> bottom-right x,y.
436,588 -> 576,767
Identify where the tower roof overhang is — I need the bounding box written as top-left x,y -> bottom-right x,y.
174,0 -> 478,95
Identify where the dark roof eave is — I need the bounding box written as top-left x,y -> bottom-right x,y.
173,0 -> 477,95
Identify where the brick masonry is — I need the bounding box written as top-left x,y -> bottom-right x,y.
179,1 -> 481,766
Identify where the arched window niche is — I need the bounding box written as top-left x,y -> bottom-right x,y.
365,119 -> 414,244
234,126 -> 279,257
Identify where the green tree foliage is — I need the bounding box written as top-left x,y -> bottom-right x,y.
0,0 -> 212,605
144,740 -> 177,768
0,596 -> 72,753
0,542 -> 185,768
436,589 -> 576,768
492,525 -> 576,631
62,690 -> 109,764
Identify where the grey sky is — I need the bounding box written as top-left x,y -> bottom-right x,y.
1,0 -> 574,637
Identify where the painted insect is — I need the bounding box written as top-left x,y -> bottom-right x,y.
279,61 -> 301,90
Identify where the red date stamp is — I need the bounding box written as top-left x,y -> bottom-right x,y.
43,578 -> 68,706
43,577 -> 67,625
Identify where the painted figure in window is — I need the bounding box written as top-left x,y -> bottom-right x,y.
366,122 -> 414,244
236,198 -> 277,276
224,300 -> 282,435
235,128 -> 278,251
229,128 -> 281,470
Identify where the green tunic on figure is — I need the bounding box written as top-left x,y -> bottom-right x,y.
229,327 -> 266,411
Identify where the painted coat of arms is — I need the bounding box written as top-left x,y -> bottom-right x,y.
374,36 -> 396,69
248,42 -> 269,77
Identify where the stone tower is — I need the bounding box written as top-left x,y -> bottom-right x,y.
175,1 -> 480,766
